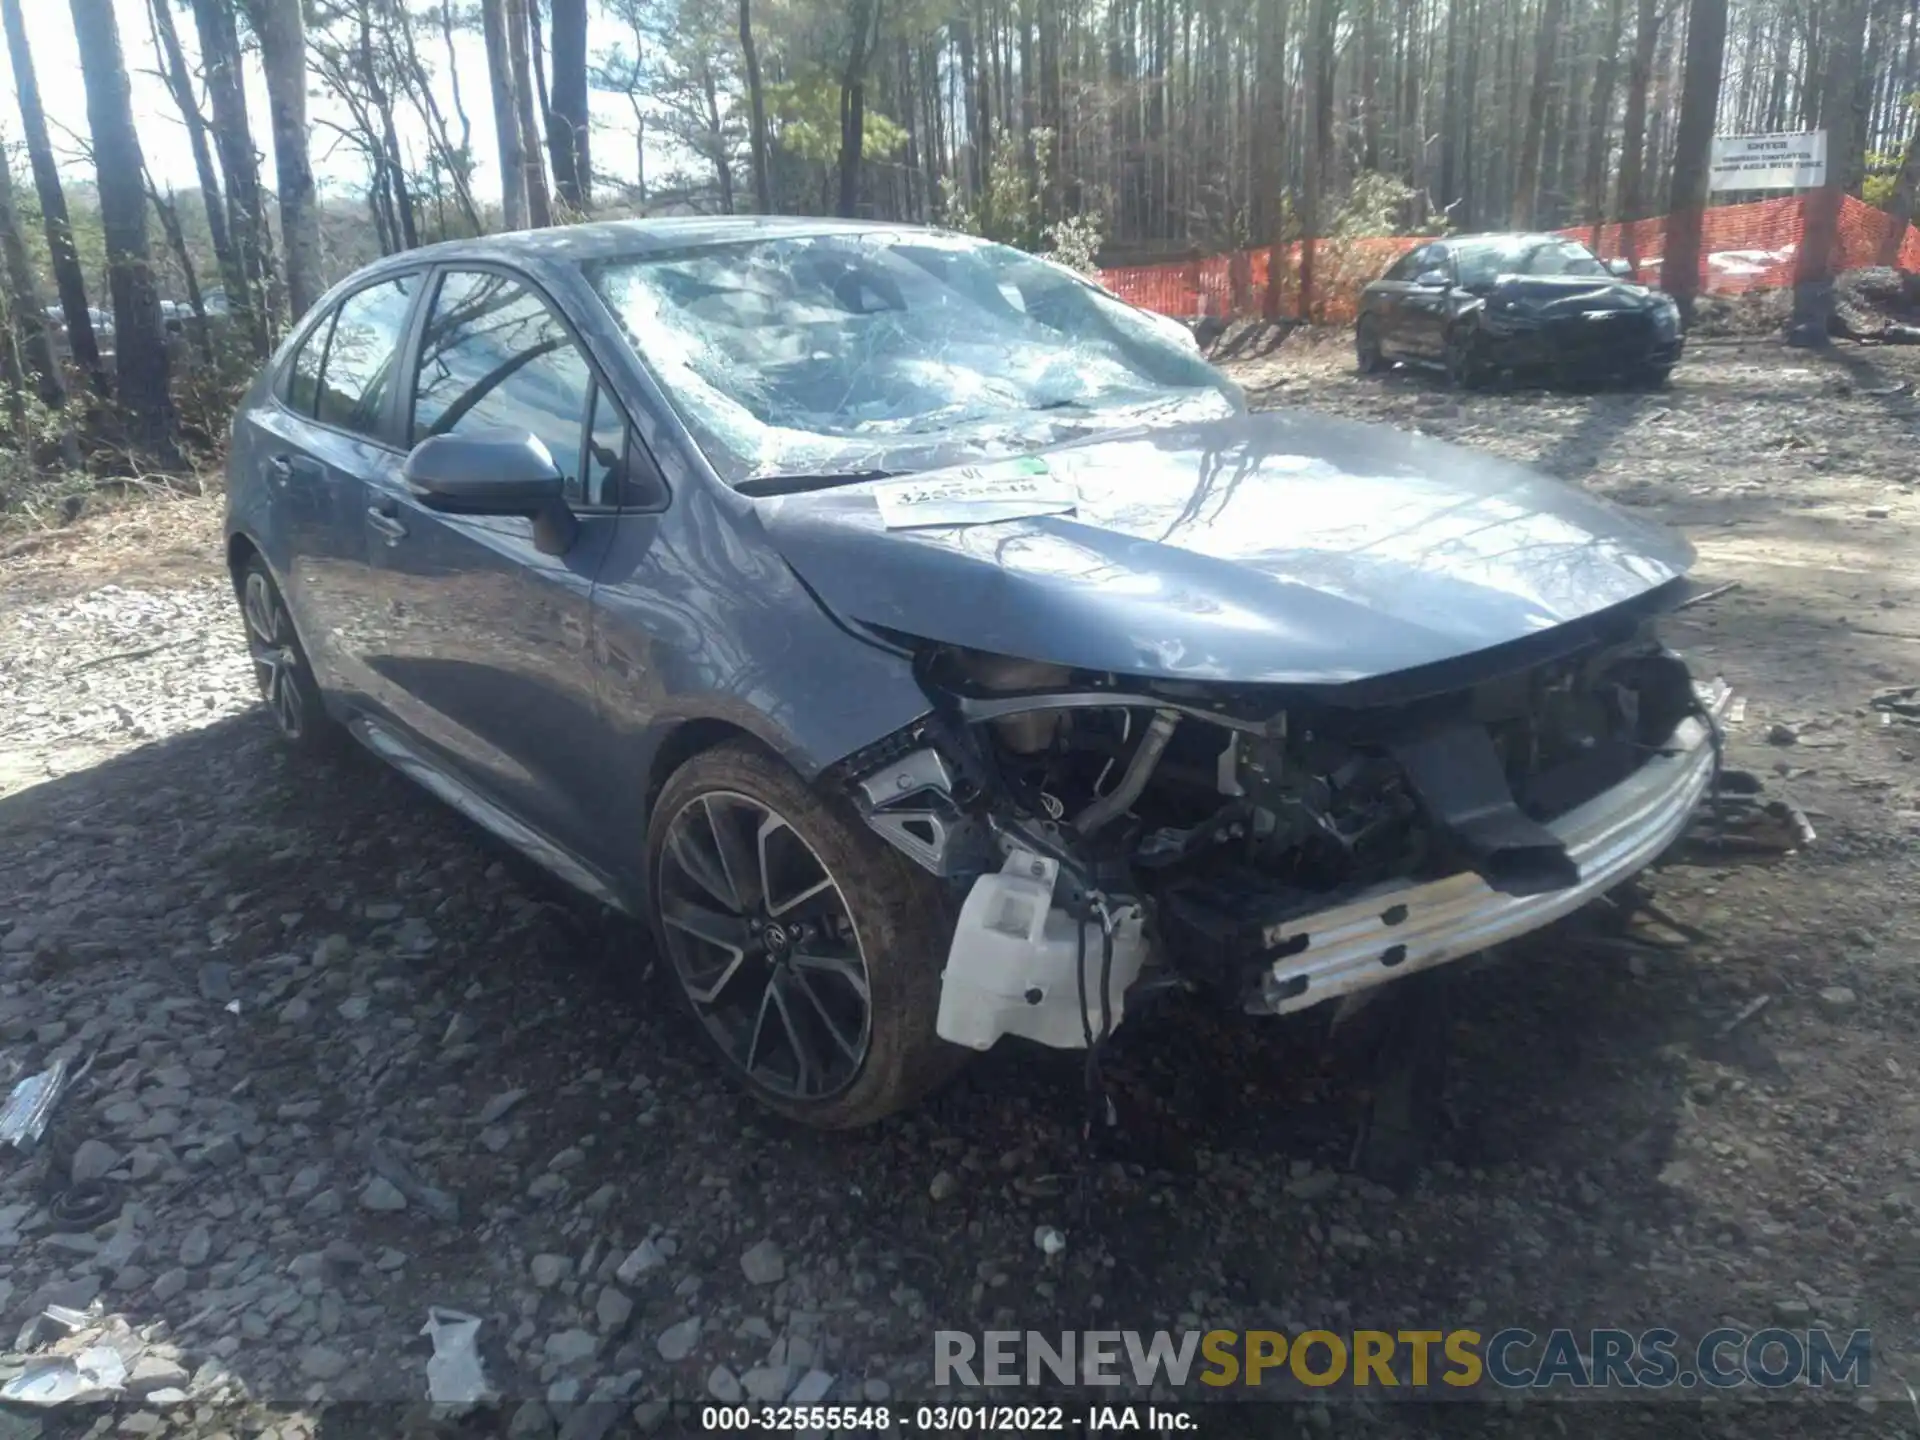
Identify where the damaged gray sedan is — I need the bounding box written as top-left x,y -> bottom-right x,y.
224,217 -> 1723,1127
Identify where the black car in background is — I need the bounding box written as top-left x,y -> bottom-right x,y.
1356,234 -> 1684,388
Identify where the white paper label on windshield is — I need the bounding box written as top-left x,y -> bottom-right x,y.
873,458 -> 1078,530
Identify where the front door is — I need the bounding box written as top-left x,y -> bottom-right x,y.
361,266 -> 622,862
1399,244 -> 1455,360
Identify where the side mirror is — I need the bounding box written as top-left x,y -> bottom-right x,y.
403,430 -> 565,515
1414,268 -> 1451,289
404,429 -> 578,554
1606,257 -> 1635,278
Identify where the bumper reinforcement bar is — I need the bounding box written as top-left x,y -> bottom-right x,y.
1247,707 -> 1721,1016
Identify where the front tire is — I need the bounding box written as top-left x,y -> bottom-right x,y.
646,742 -> 967,1128
1443,324 -> 1489,390
235,555 -> 337,751
1355,315 -> 1387,374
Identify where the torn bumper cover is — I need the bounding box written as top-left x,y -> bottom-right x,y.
1248,709 -> 1720,1016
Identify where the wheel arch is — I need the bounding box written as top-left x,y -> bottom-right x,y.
643,716 -> 777,815
226,529 -> 263,590
226,532 -> 327,690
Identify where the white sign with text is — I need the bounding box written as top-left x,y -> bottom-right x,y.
1709,131 -> 1827,191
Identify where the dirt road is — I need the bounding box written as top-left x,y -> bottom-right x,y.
1,336 -> 1917,1437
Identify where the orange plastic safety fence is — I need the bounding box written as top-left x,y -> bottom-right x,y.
1096,196 -> 1920,320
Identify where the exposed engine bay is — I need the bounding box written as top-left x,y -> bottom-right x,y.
837,592 -> 1718,1056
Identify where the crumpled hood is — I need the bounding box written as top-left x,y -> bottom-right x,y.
1487,274 -> 1663,314
755,408 -> 1694,688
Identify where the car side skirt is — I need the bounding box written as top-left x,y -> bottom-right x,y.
349,716 -> 633,914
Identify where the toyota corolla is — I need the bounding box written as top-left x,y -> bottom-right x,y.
225,217 -> 1722,1127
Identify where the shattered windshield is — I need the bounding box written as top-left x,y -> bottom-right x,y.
586,230 -> 1240,485
1455,238 -> 1611,287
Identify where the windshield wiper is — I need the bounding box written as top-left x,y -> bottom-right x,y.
735,468 -> 908,497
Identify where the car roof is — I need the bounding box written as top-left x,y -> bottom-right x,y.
375,215 -> 934,271
1441,232 -> 1585,247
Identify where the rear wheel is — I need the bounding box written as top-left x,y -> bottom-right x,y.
1633,364 -> 1674,390
1355,315 -> 1387,374
236,556 -> 337,751
646,742 -> 967,1128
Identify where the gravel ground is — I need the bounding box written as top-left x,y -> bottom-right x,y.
1,336 -> 1919,1438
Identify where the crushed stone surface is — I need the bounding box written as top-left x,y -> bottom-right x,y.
1,339 -> 1917,1435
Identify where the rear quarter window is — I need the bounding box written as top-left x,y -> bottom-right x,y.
283,315 -> 332,417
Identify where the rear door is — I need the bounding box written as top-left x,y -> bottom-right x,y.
247,272 -> 423,701
360,265 -> 628,862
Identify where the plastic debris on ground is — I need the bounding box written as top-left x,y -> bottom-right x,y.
1870,685 -> 1920,722
1684,774 -> 1818,855
0,1345 -> 127,1405
421,1307 -> 494,1408
0,1059 -> 71,1150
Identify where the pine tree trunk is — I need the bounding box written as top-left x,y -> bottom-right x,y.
1584,0 -> 1627,246
1018,0 -> 1039,212
1791,0 -> 1870,342
548,0 -> 590,208
1547,16 -> 1587,222
442,0 -> 474,162
740,0 -> 774,212
481,0 -> 529,228
189,0 -> 269,352
1258,0 -> 1292,319
1438,0 -> 1461,214
1645,11 -> 1679,202
1299,0 -> 1332,321
1662,0 -> 1726,321
70,0 -> 177,464
839,0 -> 878,218
147,179 -> 214,368
1398,0 -> 1420,194
1460,0 -> 1482,223
2,0 -> 106,394
357,0 -> 419,251
1879,104 -> 1920,264
250,0 -> 324,322
147,0 -> 244,325
1616,0 -> 1660,249
0,150 -> 66,413
1511,0 -> 1569,226
507,0 -> 553,225
956,16 -> 982,203
701,69 -> 735,212
1359,0 -> 1380,171
973,7 -> 995,225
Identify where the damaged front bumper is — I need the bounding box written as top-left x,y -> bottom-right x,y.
842,621 -> 1727,1055
1248,707 -> 1720,1016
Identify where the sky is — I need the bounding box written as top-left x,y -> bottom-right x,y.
0,0 -> 650,205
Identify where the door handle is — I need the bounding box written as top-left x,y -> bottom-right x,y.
268,454 -> 295,485
366,505 -> 408,544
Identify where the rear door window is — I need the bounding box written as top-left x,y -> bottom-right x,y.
411,270 -> 595,503
314,274 -> 418,438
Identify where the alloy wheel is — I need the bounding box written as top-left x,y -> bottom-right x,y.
656,791 -> 873,1101
242,571 -> 306,740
